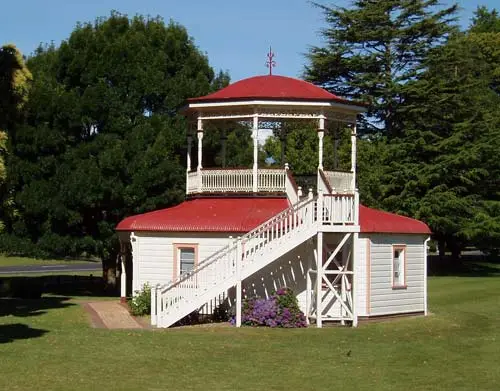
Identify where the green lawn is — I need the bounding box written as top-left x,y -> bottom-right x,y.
1,273 -> 499,390
0,254 -> 100,267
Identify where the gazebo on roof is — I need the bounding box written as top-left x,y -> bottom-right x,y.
181,74 -> 366,196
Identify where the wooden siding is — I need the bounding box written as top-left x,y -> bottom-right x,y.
132,232 -> 233,292
367,234 -> 427,316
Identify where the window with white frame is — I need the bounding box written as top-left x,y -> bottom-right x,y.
392,246 -> 406,288
179,247 -> 195,275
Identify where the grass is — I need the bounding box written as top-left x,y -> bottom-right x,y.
0,254 -> 99,267
1,271 -> 499,390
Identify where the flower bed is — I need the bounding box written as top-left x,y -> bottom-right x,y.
235,287 -> 307,328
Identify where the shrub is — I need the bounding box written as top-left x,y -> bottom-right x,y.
128,283 -> 151,316
239,287 -> 307,328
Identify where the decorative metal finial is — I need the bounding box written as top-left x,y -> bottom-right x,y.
266,46 -> 276,75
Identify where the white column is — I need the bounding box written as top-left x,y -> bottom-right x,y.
236,237 -> 242,327
120,246 -> 126,302
352,232 -> 359,327
187,135 -> 192,172
197,118 -> 203,172
424,237 -> 430,316
318,117 -> 325,170
252,115 -> 259,192
351,123 -> 357,190
316,232 -> 323,328
306,252 -> 312,325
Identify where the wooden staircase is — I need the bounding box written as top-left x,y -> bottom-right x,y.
151,192 -> 358,328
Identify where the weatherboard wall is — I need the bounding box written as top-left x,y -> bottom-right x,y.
366,234 -> 427,316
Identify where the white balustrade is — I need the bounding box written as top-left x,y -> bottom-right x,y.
323,170 -> 354,193
321,194 -> 355,224
186,168 -> 287,194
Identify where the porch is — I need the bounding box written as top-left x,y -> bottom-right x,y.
186,167 -> 355,197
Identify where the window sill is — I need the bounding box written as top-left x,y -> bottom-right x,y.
392,285 -> 407,290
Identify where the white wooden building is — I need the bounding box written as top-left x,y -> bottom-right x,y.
116,75 -> 431,328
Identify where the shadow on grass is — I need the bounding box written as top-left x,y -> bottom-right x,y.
0,323 -> 49,344
0,296 -> 74,318
428,255 -> 500,277
0,274 -> 118,298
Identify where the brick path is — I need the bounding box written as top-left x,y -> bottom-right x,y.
84,301 -> 144,329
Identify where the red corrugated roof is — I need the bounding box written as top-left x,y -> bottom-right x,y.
359,205 -> 431,234
188,75 -> 354,104
116,198 -> 290,232
117,198 -> 431,235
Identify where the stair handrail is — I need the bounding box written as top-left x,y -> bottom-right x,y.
159,196 -> 317,295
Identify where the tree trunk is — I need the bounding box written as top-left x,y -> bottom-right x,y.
438,240 -> 446,258
102,246 -> 119,294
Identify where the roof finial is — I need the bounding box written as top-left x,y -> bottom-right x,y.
266,46 -> 276,76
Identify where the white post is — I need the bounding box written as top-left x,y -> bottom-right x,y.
236,237 -> 242,327
424,237 -> 430,316
252,115 -> 259,192
318,117 -> 325,170
197,118 -> 203,172
187,135 -> 192,172
351,123 -> 357,190
186,135 -> 192,194
316,232 -> 323,328
352,232 -> 359,327
120,248 -> 126,303
306,254 -> 312,325
318,188 -> 324,225
354,188 -> 360,225
151,284 -> 157,326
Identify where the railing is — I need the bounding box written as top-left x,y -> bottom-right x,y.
186,168 -> 287,194
323,170 -> 354,193
321,193 -> 357,225
151,191 -> 360,327
152,196 -> 318,327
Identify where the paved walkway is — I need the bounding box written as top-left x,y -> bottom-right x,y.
84,301 -> 144,329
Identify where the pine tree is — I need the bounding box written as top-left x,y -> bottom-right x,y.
382,11 -> 500,257
305,0 -> 458,137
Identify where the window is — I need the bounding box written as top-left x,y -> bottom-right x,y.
392,246 -> 406,288
179,247 -> 195,275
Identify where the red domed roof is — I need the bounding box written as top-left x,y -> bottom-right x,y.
188,75 -> 351,104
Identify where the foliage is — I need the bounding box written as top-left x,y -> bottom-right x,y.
262,122 -> 351,175
380,13 -> 500,256
0,44 -> 31,234
2,13 -> 228,283
128,283 -> 151,316
239,287 -> 307,328
305,0 -> 458,136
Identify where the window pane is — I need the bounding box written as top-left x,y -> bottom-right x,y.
180,248 -> 195,274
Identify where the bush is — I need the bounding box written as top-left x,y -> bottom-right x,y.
128,284 -> 151,316
239,287 -> 307,328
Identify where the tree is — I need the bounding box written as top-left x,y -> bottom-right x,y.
305,0 -> 458,137
0,44 -> 32,233
5,13 -> 225,286
381,13 -> 500,257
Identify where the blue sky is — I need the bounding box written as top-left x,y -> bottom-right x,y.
1,0 -> 497,81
